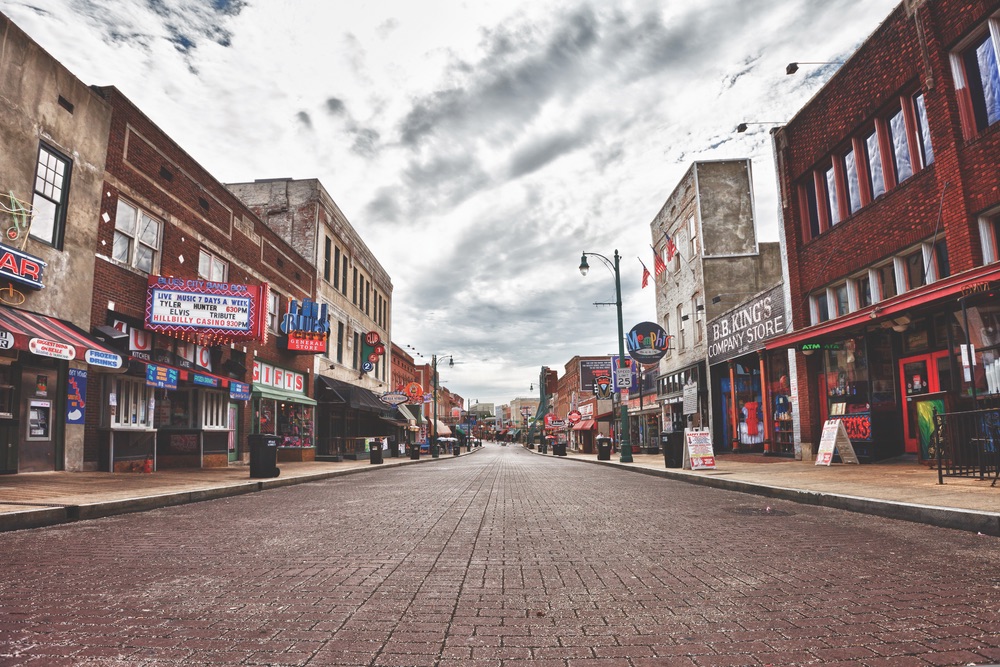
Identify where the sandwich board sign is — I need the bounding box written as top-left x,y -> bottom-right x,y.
684,428 -> 716,470
815,419 -> 860,465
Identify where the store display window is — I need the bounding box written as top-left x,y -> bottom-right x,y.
824,337 -> 869,406
255,398 -> 314,447
958,302 -> 1000,396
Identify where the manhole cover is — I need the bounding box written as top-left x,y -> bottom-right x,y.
730,506 -> 794,517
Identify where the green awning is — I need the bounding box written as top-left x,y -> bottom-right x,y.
454,425 -> 466,435
251,384 -> 317,406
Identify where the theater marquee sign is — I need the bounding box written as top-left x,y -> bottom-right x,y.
707,285 -> 786,365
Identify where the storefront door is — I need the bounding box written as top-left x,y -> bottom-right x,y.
899,351 -> 950,454
228,402 -> 239,463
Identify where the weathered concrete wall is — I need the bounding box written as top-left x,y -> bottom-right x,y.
697,160 -> 757,257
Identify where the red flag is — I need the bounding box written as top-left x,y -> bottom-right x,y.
639,260 -> 651,288
653,246 -> 666,276
664,233 -> 678,263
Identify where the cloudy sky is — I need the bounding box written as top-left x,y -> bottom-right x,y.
3,0 -> 898,407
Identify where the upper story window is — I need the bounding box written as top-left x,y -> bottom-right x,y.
865,129 -> 886,200
113,199 -> 161,274
888,108 -> 914,184
198,249 -> 228,282
844,147 -> 862,214
676,303 -> 685,350
913,92 -> 934,166
267,291 -> 280,333
30,144 -> 71,248
688,216 -> 699,257
956,30 -> 1000,134
798,90 -> 933,242
832,283 -> 850,317
824,164 -> 842,226
854,273 -> 873,309
324,236 -> 332,282
810,292 -> 831,325
876,262 -> 897,301
979,209 -> 1000,264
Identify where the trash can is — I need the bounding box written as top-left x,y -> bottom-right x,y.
369,442 -> 383,465
453,441 -> 461,456
539,441 -> 548,454
410,443 -> 420,460
596,436 -> 612,461
662,432 -> 684,468
555,442 -> 567,456
431,441 -> 440,458
248,434 -> 280,478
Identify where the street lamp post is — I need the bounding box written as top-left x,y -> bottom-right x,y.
431,354 -> 454,457
579,249 -> 633,463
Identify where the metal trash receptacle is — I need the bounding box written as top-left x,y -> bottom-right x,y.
596,436 -> 612,461
662,432 -> 684,468
370,442 -> 383,465
409,443 -> 420,460
249,434 -> 280,478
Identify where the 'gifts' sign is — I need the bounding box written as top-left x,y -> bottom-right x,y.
252,360 -> 305,394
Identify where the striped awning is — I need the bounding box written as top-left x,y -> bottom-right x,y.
0,306 -> 124,370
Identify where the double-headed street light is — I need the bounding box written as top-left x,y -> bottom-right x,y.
579,249 -> 632,463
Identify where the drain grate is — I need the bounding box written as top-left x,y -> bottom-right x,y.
730,505 -> 794,517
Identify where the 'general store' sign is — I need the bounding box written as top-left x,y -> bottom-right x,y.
707,285 -> 786,365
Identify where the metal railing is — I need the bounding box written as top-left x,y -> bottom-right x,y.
933,407 -> 1000,486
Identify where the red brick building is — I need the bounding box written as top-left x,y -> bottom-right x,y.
767,0 -> 1000,462
87,87 -> 316,471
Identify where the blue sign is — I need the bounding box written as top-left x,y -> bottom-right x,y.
193,373 -> 219,387
66,368 -> 87,425
146,364 -> 178,389
230,381 -> 250,401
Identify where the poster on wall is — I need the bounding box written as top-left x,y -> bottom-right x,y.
66,368 -> 87,425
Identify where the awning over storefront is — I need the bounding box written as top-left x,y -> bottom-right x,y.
0,306 -> 125,370
573,419 -> 596,431
316,376 -> 388,413
766,262 -> 1000,350
252,383 -> 317,406
453,425 -> 466,435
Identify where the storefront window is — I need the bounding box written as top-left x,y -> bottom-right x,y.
200,390 -> 229,430
960,302 -> 1000,396
824,337 -> 869,403
164,390 -> 194,428
104,376 -> 154,429
255,398 -> 314,447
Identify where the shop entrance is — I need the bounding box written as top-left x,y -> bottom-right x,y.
228,402 -> 239,463
899,351 -> 950,454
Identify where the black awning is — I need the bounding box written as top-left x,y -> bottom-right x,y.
316,375 -> 390,414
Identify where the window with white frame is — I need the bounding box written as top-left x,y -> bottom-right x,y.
876,262 -> 897,301
663,313 -> 672,356
198,249 -> 228,282
811,292 -> 831,325
693,295 -> 704,343
676,303 -> 685,350
832,283 -> 850,317
114,199 -> 161,274
201,390 -> 229,430
979,211 -> 1000,264
913,92 -> 934,167
854,273 -> 873,309
887,107 -> 914,184
30,144 -> 71,248
267,291 -> 280,333
824,164 -> 842,225
844,147 -> 862,215
104,376 -> 154,429
688,216 -> 698,257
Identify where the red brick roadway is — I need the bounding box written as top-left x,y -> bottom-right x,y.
0,445 -> 998,667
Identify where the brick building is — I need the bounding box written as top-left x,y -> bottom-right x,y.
766,0 -> 1000,462
0,13 -> 124,473
88,87 -> 316,471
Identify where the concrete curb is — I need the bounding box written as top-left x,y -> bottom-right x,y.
0,449 -> 483,533
553,452 -> 1000,536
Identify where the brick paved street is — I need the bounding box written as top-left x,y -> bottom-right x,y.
1,444 -> 998,666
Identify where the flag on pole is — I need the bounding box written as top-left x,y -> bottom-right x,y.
652,246 -> 666,276
664,232 -> 678,263
638,258 -> 651,288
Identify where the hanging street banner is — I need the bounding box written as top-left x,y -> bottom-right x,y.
706,284 -> 786,365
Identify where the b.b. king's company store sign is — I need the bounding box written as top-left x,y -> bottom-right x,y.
707,285 -> 786,365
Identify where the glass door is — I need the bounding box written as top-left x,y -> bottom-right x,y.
899,351 -> 950,454
228,402 -> 239,463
